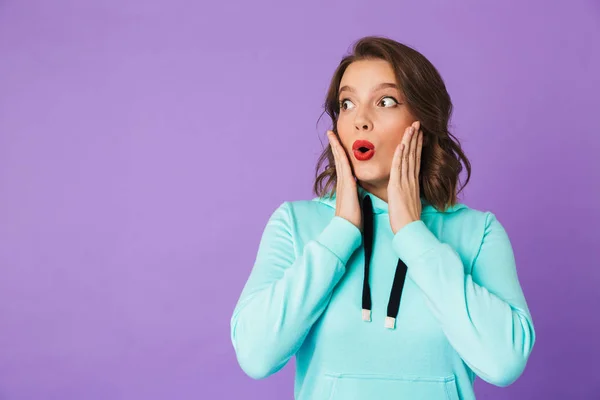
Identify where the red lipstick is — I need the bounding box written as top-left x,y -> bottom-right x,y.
352,140 -> 375,161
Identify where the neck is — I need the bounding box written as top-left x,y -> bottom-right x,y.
358,180 -> 389,203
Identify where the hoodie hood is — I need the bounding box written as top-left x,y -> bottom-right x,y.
312,184 -> 468,215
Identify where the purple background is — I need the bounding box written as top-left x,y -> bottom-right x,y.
1,0 -> 599,399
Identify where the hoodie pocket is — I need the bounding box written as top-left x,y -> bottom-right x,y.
323,372 -> 460,400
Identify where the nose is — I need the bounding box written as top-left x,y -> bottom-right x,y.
354,112 -> 373,132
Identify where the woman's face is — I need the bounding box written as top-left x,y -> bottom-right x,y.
336,59 -> 416,187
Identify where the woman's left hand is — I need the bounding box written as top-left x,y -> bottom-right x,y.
388,121 -> 423,235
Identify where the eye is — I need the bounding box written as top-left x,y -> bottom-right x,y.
380,96 -> 399,107
339,99 -> 355,111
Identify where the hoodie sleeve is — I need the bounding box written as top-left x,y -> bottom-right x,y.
230,201 -> 362,380
391,212 -> 535,387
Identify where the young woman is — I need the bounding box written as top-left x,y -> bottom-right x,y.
230,36 -> 536,400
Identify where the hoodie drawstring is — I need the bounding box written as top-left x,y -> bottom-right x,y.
360,195 -> 408,329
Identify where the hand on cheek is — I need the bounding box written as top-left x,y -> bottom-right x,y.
387,121 -> 423,235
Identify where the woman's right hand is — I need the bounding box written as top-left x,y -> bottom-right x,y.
327,130 -> 362,232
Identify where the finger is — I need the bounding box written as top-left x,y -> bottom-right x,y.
390,142 -> 402,185
415,129 -> 423,180
327,131 -> 341,179
407,121 -> 421,181
329,131 -> 348,184
401,126 -> 413,182
335,134 -> 353,180
407,126 -> 418,182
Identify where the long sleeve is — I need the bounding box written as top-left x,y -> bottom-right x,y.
392,212 -> 536,387
230,202 -> 362,380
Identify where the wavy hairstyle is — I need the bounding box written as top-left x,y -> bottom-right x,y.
314,36 -> 471,212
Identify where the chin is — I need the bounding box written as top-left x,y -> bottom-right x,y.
354,167 -> 387,184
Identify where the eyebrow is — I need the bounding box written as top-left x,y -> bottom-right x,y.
338,82 -> 399,95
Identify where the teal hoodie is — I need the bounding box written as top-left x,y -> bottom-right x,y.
231,185 -> 535,399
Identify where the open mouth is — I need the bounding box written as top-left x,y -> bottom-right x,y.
352,140 -> 375,161
352,147 -> 375,161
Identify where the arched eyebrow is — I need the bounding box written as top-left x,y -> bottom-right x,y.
338,82 -> 399,95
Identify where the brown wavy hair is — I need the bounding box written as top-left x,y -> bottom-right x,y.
313,36 -> 471,212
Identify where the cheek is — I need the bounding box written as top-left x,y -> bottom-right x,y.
381,130 -> 404,154
336,125 -> 353,151
383,114 -> 412,138
376,139 -> 402,170
381,147 -> 397,169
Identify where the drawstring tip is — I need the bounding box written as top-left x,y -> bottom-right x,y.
384,316 -> 396,329
362,309 -> 371,322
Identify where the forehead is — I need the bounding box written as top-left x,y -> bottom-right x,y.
339,59 -> 397,89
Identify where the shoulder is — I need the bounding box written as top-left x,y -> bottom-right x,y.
260,198 -> 336,247
424,201 -> 492,229
447,203 -> 505,234
264,198 -> 334,228
271,197 -> 335,220
428,202 -> 507,265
